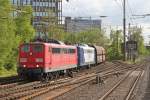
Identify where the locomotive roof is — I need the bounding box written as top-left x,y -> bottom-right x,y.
91,45 -> 105,49
24,42 -> 76,48
77,45 -> 95,50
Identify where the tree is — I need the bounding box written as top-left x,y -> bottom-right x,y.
15,6 -> 35,43
107,30 -> 123,60
7,5 -> 35,70
48,25 -> 66,41
0,0 -> 16,71
130,26 -> 148,55
0,3 -> 35,74
36,10 -> 67,41
76,28 -> 109,46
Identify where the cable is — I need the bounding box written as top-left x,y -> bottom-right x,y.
121,0 -> 134,25
119,0 -> 124,8
119,0 -> 135,25
114,0 -> 123,11
126,0 -> 135,24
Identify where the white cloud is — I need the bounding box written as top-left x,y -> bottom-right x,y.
62,0 -> 150,43
62,0 -> 114,17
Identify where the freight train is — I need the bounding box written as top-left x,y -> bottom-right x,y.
18,40 -> 106,80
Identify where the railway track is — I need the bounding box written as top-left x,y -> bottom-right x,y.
30,62 -> 136,100
0,62 -> 115,90
0,61 -> 135,100
50,61 -> 146,100
0,80 -> 29,90
0,63 -> 105,99
0,76 -> 23,85
0,73 -> 97,100
0,76 -> 28,91
98,64 -> 145,100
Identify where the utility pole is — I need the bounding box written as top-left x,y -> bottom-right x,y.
123,0 -> 126,61
128,23 -> 131,40
128,23 -> 131,60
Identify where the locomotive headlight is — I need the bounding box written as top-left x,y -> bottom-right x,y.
23,65 -> 26,68
36,58 -> 43,62
20,58 -> 27,62
36,65 -> 39,68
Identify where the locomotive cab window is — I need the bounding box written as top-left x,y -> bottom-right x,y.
21,44 -> 30,52
33,45 -> 43,52
69,49 -> 75,53
52,48 -> 61,54
62,48 -> 68,54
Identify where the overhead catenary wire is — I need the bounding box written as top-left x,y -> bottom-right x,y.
120,0 -> 134,25
114,0 -> 123,11
126,0 -> 148,26
114,0 -> 135,26
126,0 -> 135,24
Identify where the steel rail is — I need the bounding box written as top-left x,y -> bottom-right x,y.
98,71 -> 132,100
125,70 -> 144,100
34,67 -> 134,100
98,66 -> 143,100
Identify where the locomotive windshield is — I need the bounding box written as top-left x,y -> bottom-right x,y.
21,44 -> 30,52
33,45 -> 43,52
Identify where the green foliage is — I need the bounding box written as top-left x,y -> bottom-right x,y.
64,33 -> 78,44
48,25 -> 66,41
15,6 -> 35,43
144,49 -> 150,55
48,27 -> 108,46
107,30 -> 123,60
0,0 -> 16,71
46,10 -> 108,46
76,29 -> 108,46
107,27 -> 149,61
0,1 -> 35,76
0,68 -> 17,77
131,27 -> 148,55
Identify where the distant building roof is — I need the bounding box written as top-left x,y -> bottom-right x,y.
65,17 -> 101,33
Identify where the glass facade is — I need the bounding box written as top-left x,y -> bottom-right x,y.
65,17 -> 102,33
11,0 -> 31,6
11,0 -> 62,33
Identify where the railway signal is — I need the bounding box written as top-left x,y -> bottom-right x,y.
126,41 -> 138,62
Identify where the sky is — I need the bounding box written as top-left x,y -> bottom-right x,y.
62,0 -> 150,44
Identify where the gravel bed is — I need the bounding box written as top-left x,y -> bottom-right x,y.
32,61 -> 131,100
53,72 -> 126,100
106,71 -> 141,100
131,62 -> 150,100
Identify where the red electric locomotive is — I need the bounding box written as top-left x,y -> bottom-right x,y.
18,42 -> 77,80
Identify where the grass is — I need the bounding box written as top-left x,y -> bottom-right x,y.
125,55 -> 147,64
0,69 -> 17,78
